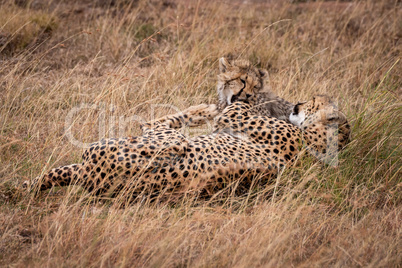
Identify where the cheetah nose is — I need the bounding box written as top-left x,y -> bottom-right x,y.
246,94 -> 252,98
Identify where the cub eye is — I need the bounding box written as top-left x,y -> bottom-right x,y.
240,78 -> 246,84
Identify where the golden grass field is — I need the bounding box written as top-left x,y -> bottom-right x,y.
0,0 -> 401,266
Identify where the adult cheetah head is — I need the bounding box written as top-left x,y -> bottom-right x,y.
289,95 -> 347,128
217,56 -> 269,110
290,95 -> 351,154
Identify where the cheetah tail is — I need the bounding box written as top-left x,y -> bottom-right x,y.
23,164 -> 83,192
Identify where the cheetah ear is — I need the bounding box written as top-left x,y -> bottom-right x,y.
296,101 -> 307,105
219,57 -> 231,73
258,68 -> 269,79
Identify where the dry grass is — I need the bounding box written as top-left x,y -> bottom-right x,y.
0,0 -> 401,267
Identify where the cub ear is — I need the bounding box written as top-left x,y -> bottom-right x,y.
258,68 -> 269,79
219,57 -> 231,73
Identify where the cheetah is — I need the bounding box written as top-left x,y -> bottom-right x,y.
217,56 -> 294,121
24,94 -> 350,199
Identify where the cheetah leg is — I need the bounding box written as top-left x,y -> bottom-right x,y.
25,104 -> 217,195
142,104 -> 218,130
24,164 -> 83,192
135,104 -> 218,159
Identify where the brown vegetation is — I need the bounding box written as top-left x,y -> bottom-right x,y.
0,0 -> 400,266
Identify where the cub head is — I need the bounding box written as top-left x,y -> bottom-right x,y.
217,57 -> 269,110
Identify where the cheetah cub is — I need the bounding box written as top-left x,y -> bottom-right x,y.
217,56 -> 294,121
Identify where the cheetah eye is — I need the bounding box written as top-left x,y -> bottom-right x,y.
240,78 -> 246,85
327,116 -> 337,122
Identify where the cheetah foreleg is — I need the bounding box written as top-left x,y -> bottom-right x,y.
143,104 -> 218,130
